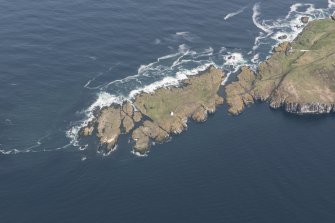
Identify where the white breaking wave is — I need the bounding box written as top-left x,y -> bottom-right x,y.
222,52 -> 247,84
87,92 -> 124,111
251,53 -> 260,64
103,145 -> 118,156
0,149 -> 25,155
223,52 -> 246,67
251,2 -> 334,51
128,75 -> 182,99
252,3 -> 272,33
224,6 -> 247,21
131,149 -> 148,157
128,63 -> 215,101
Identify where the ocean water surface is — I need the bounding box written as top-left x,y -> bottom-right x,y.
1,0 -> 335,222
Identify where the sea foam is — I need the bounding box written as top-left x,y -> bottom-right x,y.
252,3 -> 272,34
251,2 -> 334,51
224,6 -> 247,21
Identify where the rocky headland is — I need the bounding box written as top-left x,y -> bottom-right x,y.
80,18 -> 335,154
81,66 -> 224,154
226,18 -> 335,115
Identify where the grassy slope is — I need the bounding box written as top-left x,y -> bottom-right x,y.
253,19 -> 335,105
134,67 -> 223,124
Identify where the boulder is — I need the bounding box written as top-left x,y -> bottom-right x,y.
278,34 -> 287,40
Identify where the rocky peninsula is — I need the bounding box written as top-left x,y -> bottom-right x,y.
80,18 -> 335,154
226,18 -> 335,115
81,66 -> 224,154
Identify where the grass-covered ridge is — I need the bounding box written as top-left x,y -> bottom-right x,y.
81,66 -> 225,154
226,18 -> 335,114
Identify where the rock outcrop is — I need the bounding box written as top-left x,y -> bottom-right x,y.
80,66 -> 224,154
96,107 -> 122,150
225,66 -> 256,115
278,34 -> 287,40
301,16 -> 309,24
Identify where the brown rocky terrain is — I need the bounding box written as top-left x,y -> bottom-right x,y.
80,66 -> 224,154
225,66 -> 256,115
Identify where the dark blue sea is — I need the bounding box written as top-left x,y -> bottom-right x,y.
1,0 -> 335,222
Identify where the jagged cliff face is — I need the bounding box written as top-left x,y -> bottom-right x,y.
226,19 -> 335,115
283,103 -> 335,114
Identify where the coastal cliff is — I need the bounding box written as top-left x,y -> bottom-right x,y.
226,18 -> 335,115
